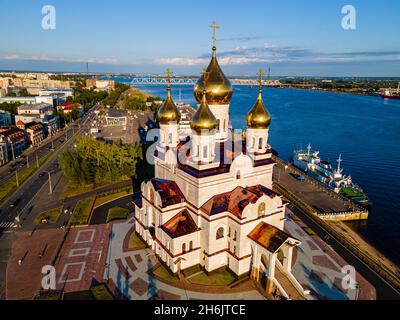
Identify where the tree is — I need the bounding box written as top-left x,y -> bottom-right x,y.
59,136 -> 143,186
18,88 -> 30,97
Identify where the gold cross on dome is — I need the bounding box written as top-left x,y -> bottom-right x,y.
258,68 -> 264,86
209,20 -> 220,47
166,67 -> 173,86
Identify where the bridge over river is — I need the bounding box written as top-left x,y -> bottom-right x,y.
121,76 -> 282,86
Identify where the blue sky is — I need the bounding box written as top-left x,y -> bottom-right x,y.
0,0 -> 399,76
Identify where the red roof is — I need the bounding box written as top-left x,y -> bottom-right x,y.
248,222 -> 297,253
59,102 -> 75,107
161,209 -> 199,239
201,185 -> 276,218
16,120 -> 25,125
150,178 -> 185,208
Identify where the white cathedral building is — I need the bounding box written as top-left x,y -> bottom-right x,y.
134,24 -> 307,298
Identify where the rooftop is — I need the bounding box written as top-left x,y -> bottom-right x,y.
201,185 -> 276,218
161,209 -> 199,239
150,178 -> 185,208
106,108 -> 127,118
248,222 -> 296,253
18,103 -> 52,110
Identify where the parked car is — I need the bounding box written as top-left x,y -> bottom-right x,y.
10,198 -> 21,208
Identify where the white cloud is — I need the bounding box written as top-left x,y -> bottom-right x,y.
0,52 -> 120,64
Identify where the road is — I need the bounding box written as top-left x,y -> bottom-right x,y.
0,103 -> 101,232
0,124 -> 78,186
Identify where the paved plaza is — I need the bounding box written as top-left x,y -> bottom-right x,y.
5,210 -> 376,300
285,211 -> 376,300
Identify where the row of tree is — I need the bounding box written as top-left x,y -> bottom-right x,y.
73,82 -> 108,111
103,83 -> 130,107
59,136 -> 143,186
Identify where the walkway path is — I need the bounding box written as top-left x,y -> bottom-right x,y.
106,219 -> 265,300
285,211 -> 376,300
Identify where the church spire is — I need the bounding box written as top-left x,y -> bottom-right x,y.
193,20 -> 232,105
156,68 -> 181,124
246,68 -> 271,129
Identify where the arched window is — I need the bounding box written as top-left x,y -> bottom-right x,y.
216,227 -> 224,240
258,137 -> 263,149
236,170 -> 241,179
150,189 -> 155,204
252,137 -> 256,148
189,241 -> 193,251
258,203 -> 266,217
182,243 -> 186,253
168,132 -> 173,144
203,145 -> 208,158
223,119 -> 226,131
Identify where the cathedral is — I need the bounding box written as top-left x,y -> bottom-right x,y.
134,22 -> 307,297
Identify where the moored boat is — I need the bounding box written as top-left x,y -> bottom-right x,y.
293,144 -> 370,207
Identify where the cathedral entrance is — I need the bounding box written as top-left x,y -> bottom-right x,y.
258,254 -> 269,289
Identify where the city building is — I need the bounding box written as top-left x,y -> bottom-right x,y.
15,103 -> 59,136
39,88 -> 74,100
133,28 -> 307,298
86,79 -> 115,91
0,126 -> 30,163
0,110 -> 12,127
105,108 -> 128,127
0,95 -> 57,107
24,122 -> 45,146
57,102 -> 84,117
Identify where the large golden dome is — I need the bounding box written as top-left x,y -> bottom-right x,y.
194,46 -> 233,105
247,73 -> 271,129
157,71 -> 181,124
191,90 -> 218,134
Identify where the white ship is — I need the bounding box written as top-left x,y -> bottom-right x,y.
293,144 -> 370,206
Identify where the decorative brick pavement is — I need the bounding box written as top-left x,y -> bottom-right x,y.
6,229 -> 65,300
285,210 -> 376,300
54,224 -> 112,293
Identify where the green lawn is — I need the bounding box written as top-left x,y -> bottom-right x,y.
68,197 -> 95,226
188,269 -> 236,286
94,187 -> 133,208
153,265 -> 180,283
0,152 -> 53,205
106,206 -> 129,223
128,232 -> 146,250
90,284 -> 114,300
33,206 -> 63,225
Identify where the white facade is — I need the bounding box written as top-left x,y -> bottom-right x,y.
134,93 -> 307,299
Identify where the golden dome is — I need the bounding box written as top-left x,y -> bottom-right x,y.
247,71 -> 271,129
194,47 -> 233,105
191,90 -> 218,134
157,71 -> 181,124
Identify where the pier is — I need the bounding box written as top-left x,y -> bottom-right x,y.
272,156 -> 368,221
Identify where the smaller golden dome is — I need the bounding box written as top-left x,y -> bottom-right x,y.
247,73 -> 271,129
157,72 -> 181,124
191,90 -> 218,134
